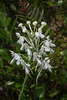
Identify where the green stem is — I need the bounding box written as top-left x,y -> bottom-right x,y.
18,74 -> 28,100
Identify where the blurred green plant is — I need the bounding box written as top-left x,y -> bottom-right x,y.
0,0 -> 67,100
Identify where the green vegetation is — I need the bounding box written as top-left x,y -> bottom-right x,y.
0,0 -> 67,100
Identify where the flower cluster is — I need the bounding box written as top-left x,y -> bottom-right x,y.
10,21 -> 56,83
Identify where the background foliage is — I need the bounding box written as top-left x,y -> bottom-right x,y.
0,0 -> 67,100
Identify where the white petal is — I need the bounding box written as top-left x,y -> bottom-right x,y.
22,26 -> 27,33
25,67 -> 30,75
45,41 -> 50,47
45,57 -> 49,61
16,60 -> 20,65
33,52 -> 38,61
18,23 -> 23,28
38,27 -> 42,34
21,59 -> 24,65
27,49 -> 31,56
16,32 -> 20,38
48,68 -> 52,72
48,64 -> 52,69
45,62 -> 48,69
47,59 -> 50,63
35,32 -> 40,37
26,64 -> 30,67
46,35 -> 49,40
41,62 -> 45,69
40,33 -> 45,38
10,58 -> 15,64
45,47 -> 50,52
50,43 -> 56,47
10,51 -> 14,56
24,43 -> 28,49
43,52 -> 47,56
50,49 -> 54,53
37,58 -> 41,65
14,54 -> 21,60
36,67 -> 42,84
17,36 -> 24,44
20,44 -> 24,50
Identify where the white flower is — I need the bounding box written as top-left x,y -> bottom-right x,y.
44,36 -> 56,52
26,21 -> 31,25
10,58 -> 15,64
21,60 -> 31,75
26,48 -> 32,60
18,23 -> 23,28
35,32 -> 45,38
10,51 -> 21,65
22,26 -> 27,33
16,33 -> 25,44
16,32 -> 20,38
41,57 -> 52,72
10,51 -> 15,56
37,58 -> 41,65
39,45 -> 47,56
41,22 -> 47,26
21,43 -> 32,59
16,33 -> 25,50
33,52 -> 41,66
23,43 -> 28,49
44,46 -> 54,53
10,21 -> 56,83
26,21 -> 33,32
25,66 -> 30,75
17,36 -> 25,44
40,33 -> 45,38
32,21 -> 38,26
38,27 -> 42,34
26,49 -> 31,56
46,36 -> 56,47
33,52 -> 38,61
35,32 -> 40,37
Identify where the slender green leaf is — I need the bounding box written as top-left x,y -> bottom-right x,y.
10,17 -> 17,33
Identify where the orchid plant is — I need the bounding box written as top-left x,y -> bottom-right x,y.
10,21 -> 56,84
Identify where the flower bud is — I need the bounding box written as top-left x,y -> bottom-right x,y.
33,21 -> 38,26
41,22 -> 47,26
26,21 -> 31,25
18,23 -> 23,28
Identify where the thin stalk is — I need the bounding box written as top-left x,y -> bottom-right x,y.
18,74 -> 28,100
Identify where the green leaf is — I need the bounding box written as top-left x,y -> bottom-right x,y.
61,70 -> 67,78
47,0 -> 57,6
0,29 -> 8,40
63,49 -> 67,56
6,17 -> 11,28
10,17 -> 17,33
0,48 -> 11,61
0,2 -> 5,12
0,58 -> 3,68
10,4 -> 16,11
62,97 -> 67,100
0,12 -> 6,27
49,89 -> 59,97
30,84 -> 35,88
62,49 -> 67,63
0,71 -> 3,75
15,83 -> 22,88
34,84 -> 45,99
